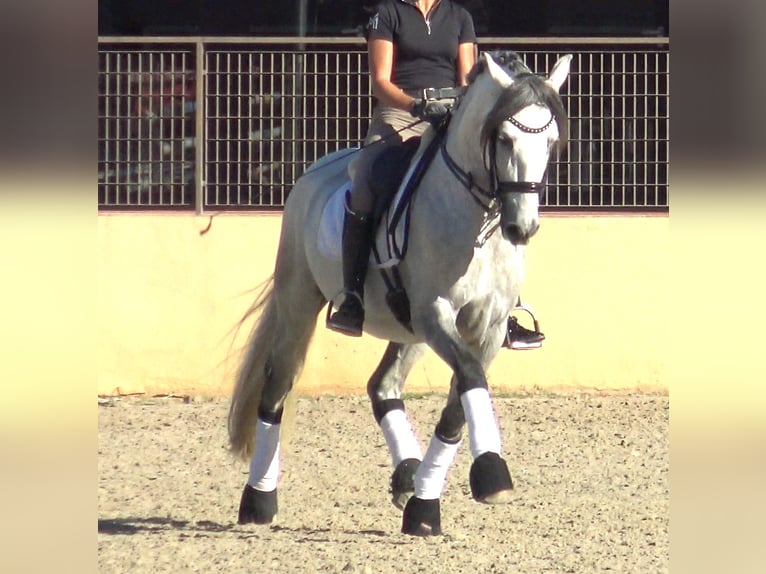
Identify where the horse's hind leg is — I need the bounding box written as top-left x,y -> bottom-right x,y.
234,276 -> 326,525
367,342 -> 427,509
238,329 -> 304,523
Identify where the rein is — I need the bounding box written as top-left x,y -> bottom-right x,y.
439,139 -> 496,213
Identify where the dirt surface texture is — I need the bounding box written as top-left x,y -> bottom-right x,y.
98,393 -> 668,573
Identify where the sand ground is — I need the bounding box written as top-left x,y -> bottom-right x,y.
98,393 -> 668,573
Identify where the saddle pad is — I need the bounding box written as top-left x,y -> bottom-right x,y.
316,133 -> 435,268
317,183 -> 405,269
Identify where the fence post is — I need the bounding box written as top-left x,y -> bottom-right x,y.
195,39 -> 206,214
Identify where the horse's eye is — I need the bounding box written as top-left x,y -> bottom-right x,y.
497,133 -> 513,148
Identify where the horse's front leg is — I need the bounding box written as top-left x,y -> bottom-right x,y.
367,342 -> 427,509
400,376 -> 462,536
402,300 -> 513,535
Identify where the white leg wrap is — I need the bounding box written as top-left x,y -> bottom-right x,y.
460,387 -> 502,458
247,418 -> 280,492
414,435 -> 461,500
380,409 -> 422,467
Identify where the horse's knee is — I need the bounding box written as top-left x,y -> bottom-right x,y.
453,357 -> 489,395
434,394 -> 465,443
435,420 -> 463,444
257,403 -> 283,425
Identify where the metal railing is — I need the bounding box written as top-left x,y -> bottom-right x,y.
98,37 -> 669,212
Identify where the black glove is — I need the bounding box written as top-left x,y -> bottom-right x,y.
411,98 -> 450,125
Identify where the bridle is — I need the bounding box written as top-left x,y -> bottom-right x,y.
507,115 -> 555,134
439,111 -> 554,213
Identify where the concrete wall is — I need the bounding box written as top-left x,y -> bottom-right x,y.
97,212 -> 668,397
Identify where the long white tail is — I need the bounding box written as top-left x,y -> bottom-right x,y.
227,278 -> 280,461
227,271 -> 321,461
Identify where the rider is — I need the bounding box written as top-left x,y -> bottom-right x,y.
327,0 -> 476,336
327,0 -> 545,349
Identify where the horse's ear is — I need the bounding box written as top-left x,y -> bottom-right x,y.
546,54 -> 573,92
482,52 -> 513,87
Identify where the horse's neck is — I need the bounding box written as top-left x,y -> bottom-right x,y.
414,143 -> 494,248
417,120 -> 493,230
409,83 -> 502,246
443,92 -> 495,198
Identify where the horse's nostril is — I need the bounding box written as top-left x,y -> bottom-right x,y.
503,221 -> 539,244
503,224 -> 523,244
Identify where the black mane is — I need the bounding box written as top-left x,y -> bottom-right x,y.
467,50 -> 532,80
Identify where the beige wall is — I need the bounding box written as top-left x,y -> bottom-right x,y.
97,212 -> 668,397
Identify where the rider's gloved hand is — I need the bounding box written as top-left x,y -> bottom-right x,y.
411,98 -> 450,125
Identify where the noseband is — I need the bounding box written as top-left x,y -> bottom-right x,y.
495,180 -> 546,195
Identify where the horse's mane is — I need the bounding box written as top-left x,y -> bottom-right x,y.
468,51 -> 568,151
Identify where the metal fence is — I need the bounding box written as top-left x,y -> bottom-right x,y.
98,37 -> 669,212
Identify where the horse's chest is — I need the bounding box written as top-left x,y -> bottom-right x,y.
473,241 -> 525,290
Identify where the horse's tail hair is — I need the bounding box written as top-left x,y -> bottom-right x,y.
227,276 -> 279,461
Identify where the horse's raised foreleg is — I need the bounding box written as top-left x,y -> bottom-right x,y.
367,342 -> 427,509
460,318 -> 515,504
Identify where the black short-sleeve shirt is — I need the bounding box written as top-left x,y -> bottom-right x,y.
366,0 -> 477,92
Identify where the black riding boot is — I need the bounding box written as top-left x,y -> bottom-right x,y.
326,200 -> 374,337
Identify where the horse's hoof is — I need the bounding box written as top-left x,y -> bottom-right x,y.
401,496 -> 441,536
237,484 -> 278,524
469,451 -> 514,504
391,458 -> 420,510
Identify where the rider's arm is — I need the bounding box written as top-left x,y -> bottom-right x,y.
368,38 -> 419,113
456,42 -> 477,86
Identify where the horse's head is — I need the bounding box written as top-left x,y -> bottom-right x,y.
450,51 -> 571,245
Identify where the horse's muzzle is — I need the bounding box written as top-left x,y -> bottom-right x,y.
502,220 -> 540,245
497,182 -> 542,245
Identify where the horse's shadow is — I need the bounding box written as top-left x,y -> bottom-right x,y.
269,524 -> 400,544
98,517 -> 402,542
98,517 -> 233,537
